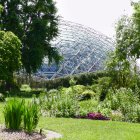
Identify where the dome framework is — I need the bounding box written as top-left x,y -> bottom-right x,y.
36,20 -> 114,79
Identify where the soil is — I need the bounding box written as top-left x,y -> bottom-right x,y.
0,125 -> 62,140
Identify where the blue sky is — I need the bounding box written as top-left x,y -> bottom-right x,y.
55,0 -> 137,38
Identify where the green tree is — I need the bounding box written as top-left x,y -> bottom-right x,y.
132,1 -> 140,58
0,0 -> 61,75
106,14 -> 138,88
0,31 -> 22,89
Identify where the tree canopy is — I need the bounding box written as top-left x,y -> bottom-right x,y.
0,31 -> 22,82
106,1 -> 140,88
0,0 -> 62,75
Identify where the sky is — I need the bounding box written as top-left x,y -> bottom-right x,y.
55,0 -> 137,38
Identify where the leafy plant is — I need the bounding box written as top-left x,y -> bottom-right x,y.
104,88 -> 140,122
23,100 -> 40,133
78,90 -> 96,101
20,84 -> 32,92
39,89 -> 79,117
97,77 -> 112,101
3,98 -> 25,130
87,113 -> 109,120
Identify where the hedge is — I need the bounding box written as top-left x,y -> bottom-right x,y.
44,71 -> 108,90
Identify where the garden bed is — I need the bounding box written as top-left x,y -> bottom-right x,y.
0,125 -> 62,140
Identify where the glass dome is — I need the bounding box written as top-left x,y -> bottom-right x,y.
36,20 -> 114,79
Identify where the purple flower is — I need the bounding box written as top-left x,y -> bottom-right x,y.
87,113 -> 109,120
75,112 -> 109,120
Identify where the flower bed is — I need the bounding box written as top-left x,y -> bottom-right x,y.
76,113 -> 110,120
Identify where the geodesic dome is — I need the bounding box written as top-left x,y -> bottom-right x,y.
36,20 -> 114,79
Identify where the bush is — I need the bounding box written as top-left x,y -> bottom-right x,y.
107,88 -> 138,111
110,110 -> 123,121
3,98 -> 25,130
23,101 -> 40,133
76,112 -> 109,120
39,89 -> 79,117
97,77 -> 112,101
78,90 -> 96,101
20,84 -> 31,92
44,71 -> 108,90
79,99 -> 98,116
104,88 -> 140,122
87,113 -> 109,120
48,89 -> 59,94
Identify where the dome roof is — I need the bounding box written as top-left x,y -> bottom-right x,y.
36,20 -> 114,79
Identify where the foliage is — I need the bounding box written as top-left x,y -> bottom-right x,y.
76,112 -> 109,120
79,99 -> 98,116
20,84 -> 32,92
87,113 -> 109,120
0,31 -> 22,87
23,100 -> 40,132
78,90 -> 95,101
106,16 -> 136,88
1,0 -> 62,75
44,71 -> 108,90
110,111 -> 123,121
3,98 -> 25,130
0,93 -> 5,102
132,1 -> 140,58
106,2 -> 140,89
103,88 -> 140,122
3,98 -> 40,132
39,89 -> 79,117
97,77 -> 112,101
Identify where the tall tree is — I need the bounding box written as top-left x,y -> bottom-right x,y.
106,14 -> 138,88
0,0 -> 61,75
132,1 -> 140,58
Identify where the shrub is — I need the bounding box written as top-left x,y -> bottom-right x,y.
104,88 -> 140,122
107,88 -> 138,111
48,89 -> 59,94
39,89 -> 79,117
23,101 -> 40,133
76,112 -> 109,120
20,84 -> 31,92
87,113 -> 109,120
44,71 -> 108,90
73,85 -> 86,93
79,90 -> 95,101
79,99 -> 98,116
97,77 -> 112,101
3,98 -> 25,130
110,110 -> 123,121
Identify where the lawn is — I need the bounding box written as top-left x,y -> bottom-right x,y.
39,117 -> 140,140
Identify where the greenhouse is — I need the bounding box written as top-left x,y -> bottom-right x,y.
36,20 -> 114,79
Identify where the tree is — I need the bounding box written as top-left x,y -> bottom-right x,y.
0,0 -> 62,75
106,14 -> 138,88
0,31 -> 22,88
132,1 -> 140,58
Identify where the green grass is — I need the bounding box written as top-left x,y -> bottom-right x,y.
39,117 -> 140,140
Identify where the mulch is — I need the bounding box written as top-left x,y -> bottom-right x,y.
0,125 -> 46,140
